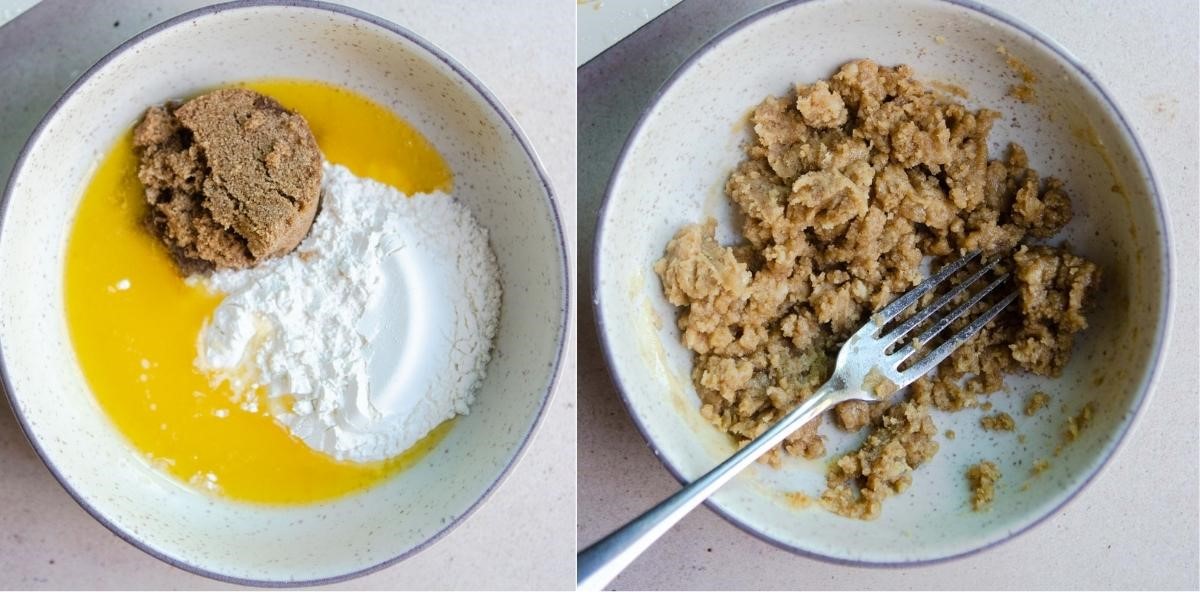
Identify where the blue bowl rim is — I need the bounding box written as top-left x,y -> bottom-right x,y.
0,0 -> 572,587
591,0 -> 1173,569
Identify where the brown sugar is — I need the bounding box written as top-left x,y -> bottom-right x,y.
655,59 -> 1100,519
133,88 -> 322,274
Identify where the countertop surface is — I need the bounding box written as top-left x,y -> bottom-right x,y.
578,0 -> 1198,590
577,0 -> 682,66
0,0 -> 575,589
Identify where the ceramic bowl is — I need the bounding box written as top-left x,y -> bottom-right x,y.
0,1 -> 568,585
594,0 -> 1170,565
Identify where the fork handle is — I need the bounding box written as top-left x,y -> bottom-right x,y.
577,378 -> 845,591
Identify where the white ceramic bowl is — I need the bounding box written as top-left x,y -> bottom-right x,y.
0,1 -> 568,585
595,0 -> 1170,565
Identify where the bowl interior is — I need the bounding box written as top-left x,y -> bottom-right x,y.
0,3 -> 565,584
596,0 -> 1167,564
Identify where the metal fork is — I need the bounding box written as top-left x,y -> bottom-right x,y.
578,251 -> 1017,590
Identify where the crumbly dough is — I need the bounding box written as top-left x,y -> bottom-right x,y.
1024,391 -> 1050,416
1031,458 -> 1051,476
1064,402 -> 1094,442
784,491 -> 813,509
654,59 -> 1100,519
980,412 -> 1016,431
134,88 -> 322,274
998,45 -> 1038,103
820,399 -> 938,519
966,461 -> 1001,511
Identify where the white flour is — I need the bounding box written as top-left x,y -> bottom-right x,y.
194,163 -> 501,462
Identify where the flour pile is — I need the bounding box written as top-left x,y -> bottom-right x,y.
194,163 -> 501,462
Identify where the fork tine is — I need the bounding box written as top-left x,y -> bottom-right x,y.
878,257 -> 1002,349
897,289 -> 1019,383
889,273 -> 1011,365
869,251 -> 980,329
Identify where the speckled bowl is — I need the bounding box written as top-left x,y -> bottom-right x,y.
594,0 -> 1170,565
0,1 -> 568,585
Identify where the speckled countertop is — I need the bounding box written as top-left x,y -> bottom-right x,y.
578,0 -> 1198,589
0,0 -> 575,589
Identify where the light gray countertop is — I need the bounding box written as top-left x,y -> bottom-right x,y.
0,1 -> 575,589
578,0 -> 1198,589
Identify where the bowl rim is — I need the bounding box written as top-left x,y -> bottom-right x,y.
0,0 -> 571,586
592,0 -> 1173,568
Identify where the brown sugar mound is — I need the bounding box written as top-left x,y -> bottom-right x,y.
654,59 -> 1100,519
133,88 -> 322,274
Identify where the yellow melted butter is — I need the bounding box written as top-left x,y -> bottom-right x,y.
239,79 -> 451,193
64,79 -> 453,505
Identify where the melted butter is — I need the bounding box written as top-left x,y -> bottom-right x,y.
240,79 -> 452,193
64,80 -> 453,505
